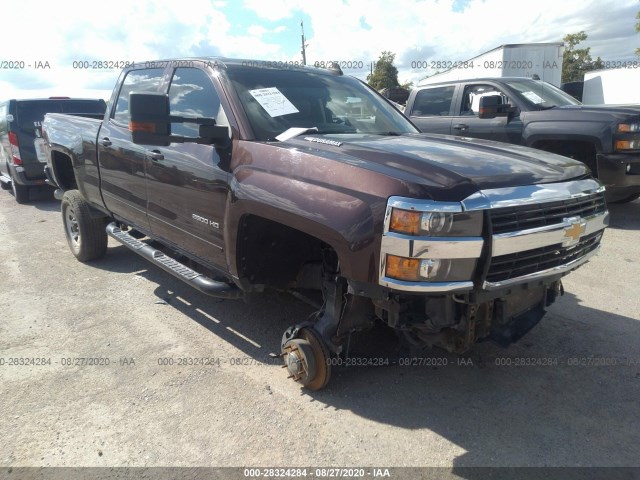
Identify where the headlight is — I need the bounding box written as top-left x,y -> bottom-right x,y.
385,255 -> 477,282
617,123 -> 640,133
389,208 -> 483,236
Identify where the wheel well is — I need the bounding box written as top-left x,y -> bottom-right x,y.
51,151 -> 77,190
237,215 -> 336,290
532,140 -> 598,175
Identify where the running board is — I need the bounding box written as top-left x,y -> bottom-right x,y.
106,222 -> 242,300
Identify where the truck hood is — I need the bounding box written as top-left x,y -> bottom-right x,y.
286,133 -> 588,201
556,104 -> 640,115
527,104 -> 640,123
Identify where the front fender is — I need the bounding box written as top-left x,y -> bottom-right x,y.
223,142 -> 402,284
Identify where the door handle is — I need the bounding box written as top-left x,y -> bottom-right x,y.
146,150 -> 164,161
453,124 -> 468,131
100,137 -> 112,147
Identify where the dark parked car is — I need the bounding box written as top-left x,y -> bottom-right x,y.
405,77 -> 640,203
0,98 -> 106,203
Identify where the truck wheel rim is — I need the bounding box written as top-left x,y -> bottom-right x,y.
65,209 -> 81,248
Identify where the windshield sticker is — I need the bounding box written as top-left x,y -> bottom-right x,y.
249,87 -> 299,117
521,91 -> 543,104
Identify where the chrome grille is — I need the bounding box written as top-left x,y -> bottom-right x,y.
490,192 -> 606,235
487,231 -> 602,283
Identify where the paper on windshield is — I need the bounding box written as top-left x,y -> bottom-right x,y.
275,127 -> 317,142
249,87 -> 299,117
521,91 -> 543,104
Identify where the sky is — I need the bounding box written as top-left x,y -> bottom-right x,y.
0,0 -> 638,100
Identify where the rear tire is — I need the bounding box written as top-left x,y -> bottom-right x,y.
61,190 -> 108,261
10,173 -> 29,204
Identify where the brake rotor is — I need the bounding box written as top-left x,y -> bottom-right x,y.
299,327 -> 332,390
281,327 -> 332,390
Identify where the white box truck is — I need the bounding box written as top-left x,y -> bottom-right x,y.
582,67 -> 640,104
417,43 -> 564,87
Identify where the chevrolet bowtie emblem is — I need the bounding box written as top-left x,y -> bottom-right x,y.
562,217 -> 587,247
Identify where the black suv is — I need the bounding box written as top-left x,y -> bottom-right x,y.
0,98 -> 106,203
405,78 -> 640,203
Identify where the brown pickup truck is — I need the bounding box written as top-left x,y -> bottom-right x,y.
42,58 -> 609,389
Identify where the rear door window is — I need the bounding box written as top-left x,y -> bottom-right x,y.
112,68 -> 165,125
410,86 -> 456,116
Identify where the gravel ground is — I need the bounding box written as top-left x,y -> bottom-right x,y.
1,186 -> 639,474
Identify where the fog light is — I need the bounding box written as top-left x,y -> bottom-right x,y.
627,163 -> 632,173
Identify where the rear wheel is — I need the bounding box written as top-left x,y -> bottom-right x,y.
61,190 -> 108,261
10,172 -> 29,204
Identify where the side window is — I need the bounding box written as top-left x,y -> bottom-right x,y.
460,84 -> 509,116
168,68 -> 226,137
411,86 -> 455,116
112,68 -> 165,125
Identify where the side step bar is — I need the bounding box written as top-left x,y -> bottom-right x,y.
106,222 -> 242,300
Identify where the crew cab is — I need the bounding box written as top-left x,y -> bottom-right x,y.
0,97 -> 106,203
42,59 -> 608,389
405,77 -> 640,203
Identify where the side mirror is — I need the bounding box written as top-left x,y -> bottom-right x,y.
129,93 -> 230,147
478,95 -> 510,119
129,93 -> 171,146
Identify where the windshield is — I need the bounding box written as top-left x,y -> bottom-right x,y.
503,79 -> 581,108
224,66 -> 419,141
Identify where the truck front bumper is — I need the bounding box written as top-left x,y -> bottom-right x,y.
596,152 -> 640,190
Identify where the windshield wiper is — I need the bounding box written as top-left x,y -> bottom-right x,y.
540,105 -> 557,110
370,131 -> 403,136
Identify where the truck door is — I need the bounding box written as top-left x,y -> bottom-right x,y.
98,68 -> 166,230
450,83 -> 523,144
144,67 -> 230,270
407,85 -> 456,134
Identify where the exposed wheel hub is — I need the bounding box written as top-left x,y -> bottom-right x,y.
282,338 -> 316,384
281,327 -> 332,390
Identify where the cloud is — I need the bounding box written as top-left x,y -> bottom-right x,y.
2,0 -> 638,98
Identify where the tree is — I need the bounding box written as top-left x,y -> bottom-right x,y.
636,9 -> 640,56
400,80 -> 414,90
367,51 -> 400,90
562,31 -> 604,83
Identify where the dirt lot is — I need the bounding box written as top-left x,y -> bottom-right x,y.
1,187 -> 639,474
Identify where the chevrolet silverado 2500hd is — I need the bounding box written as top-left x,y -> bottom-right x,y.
43,59 -> 609,390
406,77 -> 640,203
